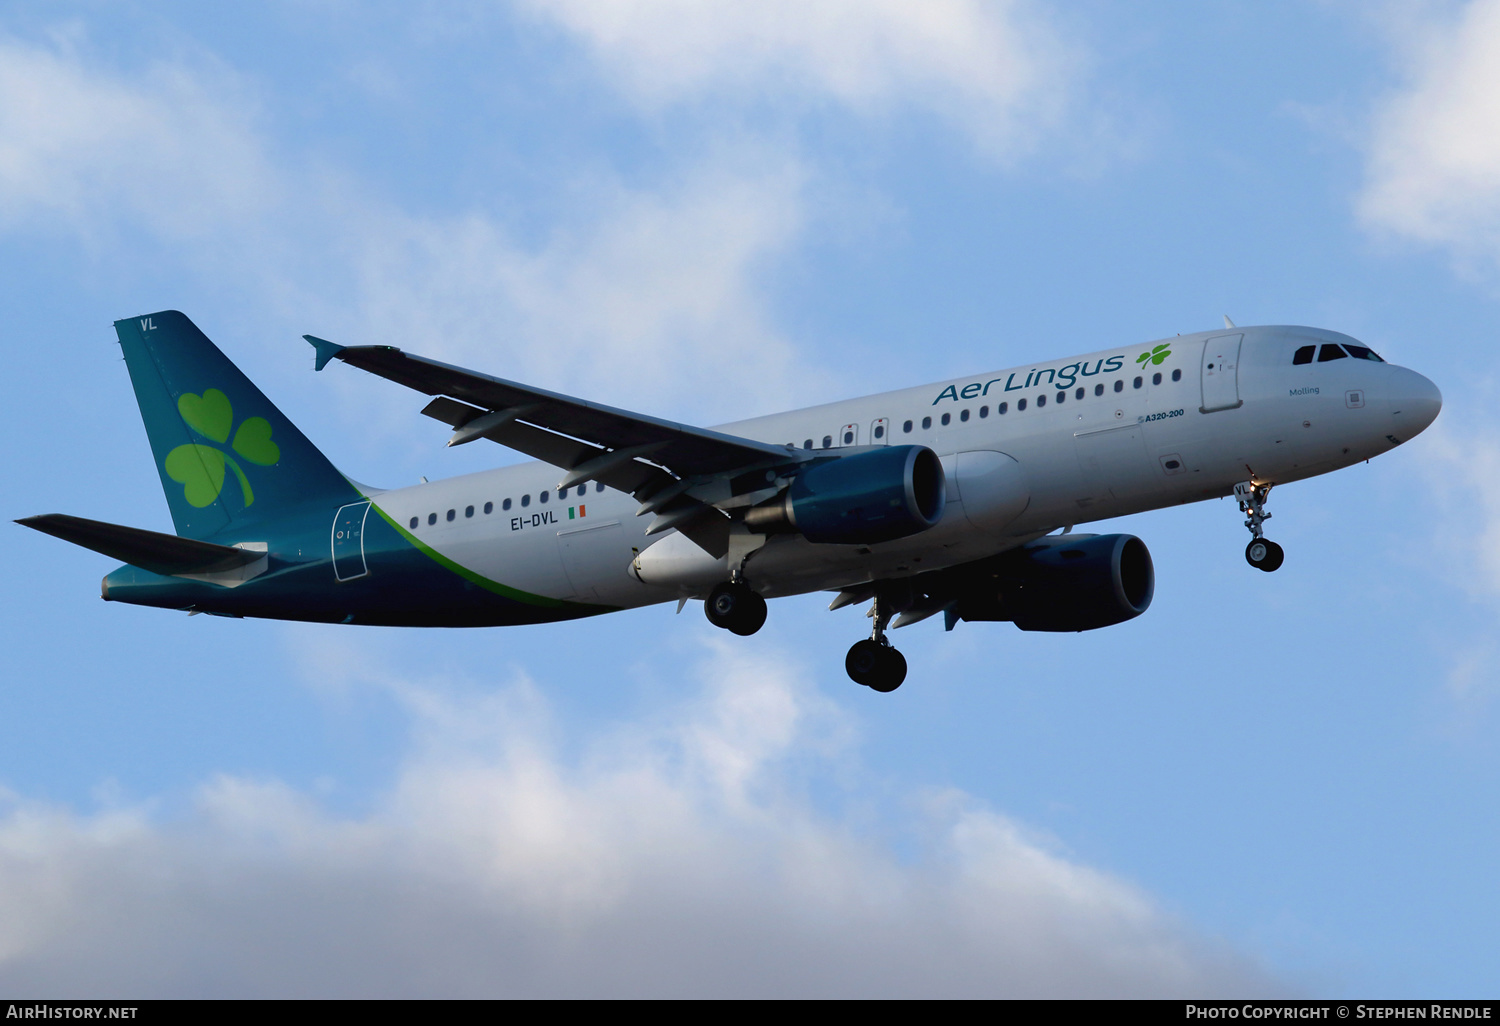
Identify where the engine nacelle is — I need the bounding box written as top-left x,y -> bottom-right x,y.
956,533 -> 1154,632
746,445 -> 945,545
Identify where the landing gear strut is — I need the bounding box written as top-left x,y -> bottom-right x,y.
1235,481 -> 1284,572
704,580 -> 767,636
845,591 -> 908,692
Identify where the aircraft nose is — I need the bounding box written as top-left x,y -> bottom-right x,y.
1390,368 -> 1442,438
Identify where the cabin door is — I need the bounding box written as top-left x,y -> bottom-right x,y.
1200,334 -> 1244,413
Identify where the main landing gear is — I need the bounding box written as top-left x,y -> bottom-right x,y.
704,576 -> 908,692
704,580 -> 767,636
845,591 -> 908,693
1235,481 -> 1284,573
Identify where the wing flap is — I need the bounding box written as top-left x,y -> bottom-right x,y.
325,343 -> 789,476
420,397 -> 676,497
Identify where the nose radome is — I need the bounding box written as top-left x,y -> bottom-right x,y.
1391,368 -> 1442,438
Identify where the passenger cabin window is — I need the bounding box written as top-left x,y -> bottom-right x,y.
503,498 -> 512,510
922,417 -> 932,429
843,430 -> 854,444
1133,376 -> 1143,389
1018,399 -> 1027,411
428,513 -> 437,525
959,409 -> 969,422
1318,344 -> 1348,362
1152,372 -> 1162,385
1036,394 -> 1046,407
1293,345 -> 1315,365
1345,345 -> 1384,362
596,482 -> 605,493
409,517 -> 419,529
521,494 -> 530,507
484,502 -> 493,514
803,438 -> 813,449
874,423 -> 885,438
1172,369 -> 1182,381
940,413 -> 951,426
1114,380 -> 1124,392
465,505 -> 474,518
1094,384 -> 1104,396
540,491 -> 549,503
902,421 -> 913,433
979,406 -> 989,418
822,435 -> 833,448
446,509 -> 456,522
1075,388 -> 1084,400
998,402 -> 1008,414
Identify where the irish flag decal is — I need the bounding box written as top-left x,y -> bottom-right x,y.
567,504 -> 586,520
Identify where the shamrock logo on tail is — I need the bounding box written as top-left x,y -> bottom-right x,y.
1136,343 -> 1172,367
165,389 -> 280,508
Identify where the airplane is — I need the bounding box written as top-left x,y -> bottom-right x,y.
18,311 -> 1442,693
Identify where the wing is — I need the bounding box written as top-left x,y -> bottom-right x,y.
307,337 -> 805,557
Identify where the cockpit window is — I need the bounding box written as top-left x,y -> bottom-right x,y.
1343,344 -> 1385,363
1317,344 -> 1348,362
1293,345 -> 1315,365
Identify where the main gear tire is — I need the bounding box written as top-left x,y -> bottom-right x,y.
846,640 -> 907,692
705,582 -> 768,635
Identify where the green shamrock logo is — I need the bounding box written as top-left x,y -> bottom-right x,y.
1136,343 -> 1171,367
165,389 -> 280,508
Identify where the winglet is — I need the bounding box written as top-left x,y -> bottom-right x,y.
1223,315 -> 1237,329
304,335 -> 346,372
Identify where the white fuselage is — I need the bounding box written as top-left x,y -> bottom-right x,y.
365,326 -> 1441,608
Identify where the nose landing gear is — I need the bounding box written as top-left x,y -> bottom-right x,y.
1235,481 -> 1284,572
845,590 -> 908,692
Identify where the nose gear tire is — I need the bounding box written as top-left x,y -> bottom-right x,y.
1245,538 -> 1284,572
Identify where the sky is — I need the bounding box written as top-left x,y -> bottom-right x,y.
3,0 -> 1500,998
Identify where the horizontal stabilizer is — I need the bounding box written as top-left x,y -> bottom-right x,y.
17,514 -> 262,576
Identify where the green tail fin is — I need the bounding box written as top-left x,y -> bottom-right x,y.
115,311 -> 358,539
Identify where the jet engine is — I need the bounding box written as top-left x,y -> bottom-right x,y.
744,445 -> 945,545
953,533 -> 1154,632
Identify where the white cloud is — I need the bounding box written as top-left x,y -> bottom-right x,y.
316,156 -> 827,420
0,638 -> 1270,997
1418,416 -> 1500,600
1408,414 -> 1500,722
0,33 -> 273,240
0,32 -> 823,424
1445,641 -> 1500,711
520,0 -> 1080,160
1359,0 -> 1500,266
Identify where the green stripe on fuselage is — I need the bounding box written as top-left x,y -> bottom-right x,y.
367,500 -> 614,614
